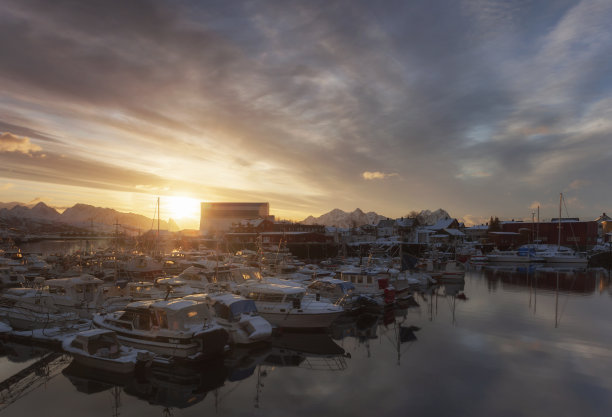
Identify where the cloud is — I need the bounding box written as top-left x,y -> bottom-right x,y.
0,132 -> 42,155
0,183 -> 14,191
567,179 -> 591,190
529,201 -> 542,210
0,0 -> 611,220
362,171 -> 398,180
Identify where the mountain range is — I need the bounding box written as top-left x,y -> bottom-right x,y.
300,208 -> 452,228
0,200 -> 454,234
0,202 -> 179,233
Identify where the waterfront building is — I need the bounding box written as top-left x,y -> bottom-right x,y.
200,202 -> 270,234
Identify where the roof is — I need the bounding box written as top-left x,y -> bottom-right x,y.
465,225 -> 489,230
428,218 -> 455,230
376,219 -> 395,228
444,228 -> 465,236
75,328 -> 115,338
395,218 -> 415,227
127,298 -> 201,311
247,282 -> 305,295
237,219 -> 264,227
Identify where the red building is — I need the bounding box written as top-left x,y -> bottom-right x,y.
488,220 -> 598,250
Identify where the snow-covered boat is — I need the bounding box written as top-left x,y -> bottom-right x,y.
0,288 -> 83,330
234,282 -> 344,329
93,298 -> 229,359
185,293 -> 272,345
62,328 -> 154,373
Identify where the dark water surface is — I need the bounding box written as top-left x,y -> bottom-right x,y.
2,266 -> 612,417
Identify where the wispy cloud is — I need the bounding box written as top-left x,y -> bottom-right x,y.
362,171 -> 398,180
0,132 -> 42,155
0,0 -> 610,221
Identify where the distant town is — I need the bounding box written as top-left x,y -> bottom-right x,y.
1,201 -> 611,260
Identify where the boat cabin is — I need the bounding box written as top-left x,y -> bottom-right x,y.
113,299 -> 213,332
68,328 -> 122,358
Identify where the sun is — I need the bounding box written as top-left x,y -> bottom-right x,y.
163,196 -> 201,221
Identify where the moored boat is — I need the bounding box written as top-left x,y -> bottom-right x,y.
62,328 -> 155,373
92,298 -> 229,359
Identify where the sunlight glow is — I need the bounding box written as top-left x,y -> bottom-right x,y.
162,196 -> 202,221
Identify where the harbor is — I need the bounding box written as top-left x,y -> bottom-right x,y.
1,236 -> 612,416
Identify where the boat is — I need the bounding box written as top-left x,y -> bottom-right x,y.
62,328 -> 155,373
184,293 -> 273,345
0,267 -> 25,289
540,193 -> 588,265
234,281 -> 344,329
92,298 -> 229,359
0,287 -> 83,330
486,246 -> 544,263
42,274 -> 106,318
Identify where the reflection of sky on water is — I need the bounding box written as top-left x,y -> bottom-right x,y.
1,268 -> 612,416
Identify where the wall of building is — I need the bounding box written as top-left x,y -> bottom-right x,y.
200,202 -> 269,234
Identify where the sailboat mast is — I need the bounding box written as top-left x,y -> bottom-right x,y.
558,193 -> 562,250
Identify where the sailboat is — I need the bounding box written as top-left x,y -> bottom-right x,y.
541,193 -> 588,266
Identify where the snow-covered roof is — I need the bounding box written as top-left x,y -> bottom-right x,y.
428,218 -> 455,230
75,328 -> 115,338
238,219 -> 264,227
395,218 -> 415,227
376,219 -> 394,228
444,228 -> 465,236
465,225 -> 489,230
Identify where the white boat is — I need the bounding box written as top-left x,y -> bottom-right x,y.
122,255 -> 163,281
92,298 -> 229,359
184,293 -> 272,345
235,282 -> 344,329
540,194 -> 589,266
62,328 -> 155,373
486,247 -> 544,263
0,288 -> 83,330
43,274 -> 105,317
0,267 -> 25,289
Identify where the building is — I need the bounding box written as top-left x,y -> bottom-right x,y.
489,219 -> 598,250
200,202 -> 270,234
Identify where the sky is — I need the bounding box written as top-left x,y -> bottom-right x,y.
1,0 -> 611,229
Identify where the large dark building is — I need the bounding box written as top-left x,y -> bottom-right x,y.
200,202 -> 270,234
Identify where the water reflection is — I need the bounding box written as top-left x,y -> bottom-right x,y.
2,268 -> 612,416
482,264 -> 601,294
63,357 -> 227,415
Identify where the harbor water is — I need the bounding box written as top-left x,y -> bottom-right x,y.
1,265 -> 612,416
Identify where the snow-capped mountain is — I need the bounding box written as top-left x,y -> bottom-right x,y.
301,208 -> 388,228
411,209 -> 451,226
0,202 -> 60,222
301,207 -> 453,228
0,201 -> 178,232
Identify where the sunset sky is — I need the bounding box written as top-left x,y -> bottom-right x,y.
1,0 -> 611,229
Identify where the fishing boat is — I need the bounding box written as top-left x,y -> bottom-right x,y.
62,328 -> 155,373
92,298 -> 229,359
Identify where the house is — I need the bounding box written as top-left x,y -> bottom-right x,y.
375,219 -> 395,238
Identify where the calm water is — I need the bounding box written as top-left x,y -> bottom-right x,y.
2,266 -> 612,417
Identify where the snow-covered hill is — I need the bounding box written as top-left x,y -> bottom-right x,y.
0,201 -> 178,232
301,208 -> 388,228
412,209 -> 451,226
301,207 -> 453,227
